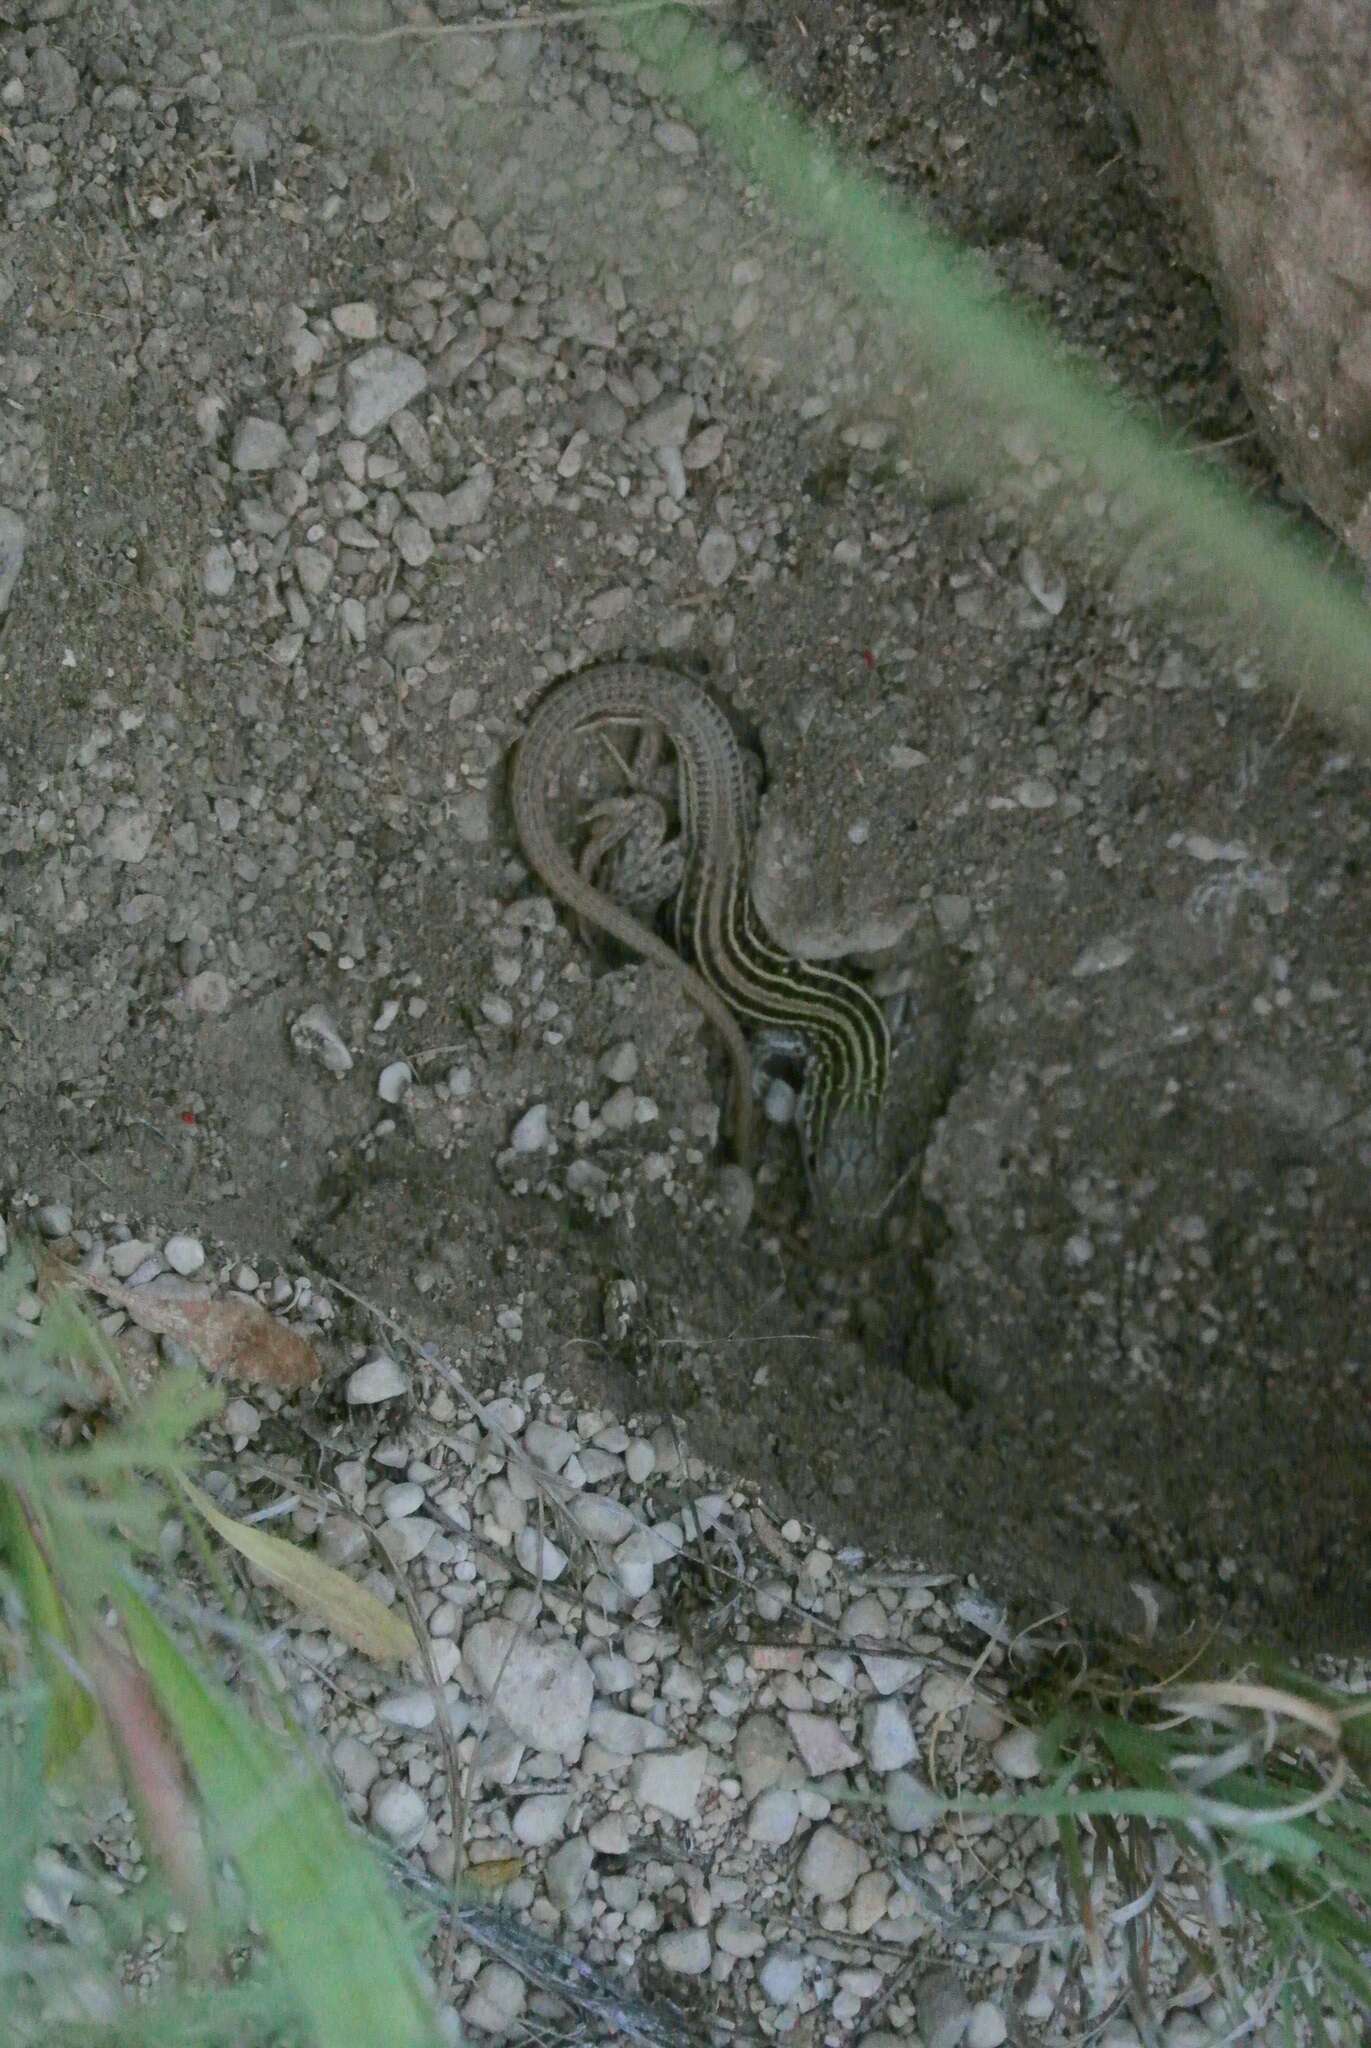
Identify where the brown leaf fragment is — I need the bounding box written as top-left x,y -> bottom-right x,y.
72,1268 -> 323,1390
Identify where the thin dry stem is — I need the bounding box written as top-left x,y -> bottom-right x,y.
280,1 -> 720,53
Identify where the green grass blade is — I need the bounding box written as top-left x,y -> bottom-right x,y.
627,10 -> 1371,735
0,1689 -> 51,1967
0,1481 -> 97,1772
112,1579 -> 443,2048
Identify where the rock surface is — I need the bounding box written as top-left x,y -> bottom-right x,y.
1082,0 -> 1371,569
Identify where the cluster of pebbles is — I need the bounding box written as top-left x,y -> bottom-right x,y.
8,1195 -> 1294,2048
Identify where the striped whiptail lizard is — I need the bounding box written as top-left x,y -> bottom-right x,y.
509,662 -> 893,1221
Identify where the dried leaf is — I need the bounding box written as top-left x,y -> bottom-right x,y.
181,1480 -> 418,1664
74,1269 -> 322,1390
78,1621 -> 216,1943
465,1856 -> 522,1893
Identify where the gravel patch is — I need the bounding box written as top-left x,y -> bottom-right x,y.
16,1198 -> 1365,2043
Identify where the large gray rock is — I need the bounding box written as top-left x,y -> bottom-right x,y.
1082,0 -> 1371,569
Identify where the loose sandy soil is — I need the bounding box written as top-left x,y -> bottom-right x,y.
2,0 -> 1368,1656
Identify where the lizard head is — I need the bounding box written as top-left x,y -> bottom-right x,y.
801,1088 -> 897,1246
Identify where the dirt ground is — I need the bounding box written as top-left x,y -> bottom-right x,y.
2,0 -> 1368,1657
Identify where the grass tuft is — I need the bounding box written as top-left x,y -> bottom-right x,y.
0,1241 -> 447,2047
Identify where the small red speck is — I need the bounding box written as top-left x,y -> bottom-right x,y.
862,648 -> 876,669
180,1111 -> 197,1126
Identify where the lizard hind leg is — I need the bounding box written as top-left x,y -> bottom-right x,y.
577,793 -> 686,929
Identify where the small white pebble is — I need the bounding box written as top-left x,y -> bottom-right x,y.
747,1786 -> 799,1845
630,1746 -> 707,1823
515,1527 -> 569,1581
762,1077 -> 797,1126
1020,548 -> 1067,615
714,1163 -> 755,1233
992,1726 -> 1043,1780
656,1928 -> 711,1976
698,526 -> 737,586
108,1239 -> 155,1279
599,1085 -> 637,1133
611,1528 -> 657,1598
378,1060 -> 413,1105
968,2001 -> 1009,2048
346,1354 -> 407,1404
625,1438 -> 656,1484
463,1962 -> 526,2034
369,1781 -> 428,1844
377,1689 -> 437,1731
862,1698 -> 918,1773
513,1794 -> 570,1848
381,1482 -> 425,1521
510,1102 -> 551,1153
163,1234 -> 205,1277
220,1398 -> 260,1441
202,544 -> 236,598
599,1040 -> 640,1084
758,1949 -> 805,2006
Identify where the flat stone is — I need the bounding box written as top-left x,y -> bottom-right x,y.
294,545 -> 333,595
917,1968 -> 975,2048
104,809 -> 156,864
514,1527 -> 569,1581
747,1786 -> 800,1844
862,1698 -> 918,1773
513,1793 -> 570,1847
569,1494 -> 636,1544
715,1910 -> 766,1958
463,1962 -> 526,2034
630,1746 -> 707,1822
654,119 -> 700,157
510,1103 -> 551,1153
787,1710 -> 861,1776
343,346 -> 429,436
377,1689 -> 436,1730
885,1767 -> 940,1832
447,465 -> 494,526
33,44 -> 80,115
463,1620 -> 593,1755
698,526 -> 737,586
992,1726 -> 1043,1780
968,2002 -> 1009,2048
656,1928 -> 711,1975
163,1234 -> 205,1277
544,1833 -> 593,1908
231,416 -> 290,471
635,393 -> 694,449
202,543 -> 236,597
587,1706 -> 670,1756
758,1949 -> 805,2006
369,1780 -> 427,1844
346,1354 -> 407,1404
108,1238 -> 155,1279
797,1823 -> 869,1901
860,1653 -> 923,1695
735,1712 -> 792,1799
332,301 -> 380,340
